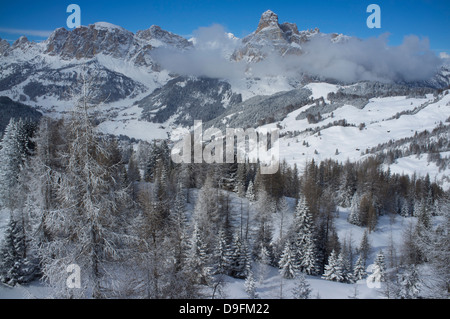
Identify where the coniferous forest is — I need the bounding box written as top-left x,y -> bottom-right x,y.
0,93 -> 448,299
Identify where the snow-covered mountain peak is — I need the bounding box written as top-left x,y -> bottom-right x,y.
92,21 -> 127,31
256,10 -> 280,32
232,10 -> 305,62
135,25 -> 192,49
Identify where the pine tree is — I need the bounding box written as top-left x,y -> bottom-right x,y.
169,184 -> 189,271
186,223 -> 212,285
277,197 -> 290,241
279,243 -> 297,279
245,270 -> 259,299
292,273 -> 312,299
229,232 -> 250,279
256,244 -> 271,284
358,230 -> 371,263
301,236 -> 319,275
353,254 -> 367,281
322,250 -> 344,282
253,188 -> 274,261
337,252 -> 353,283
397,265 -> 421,299
235,162 -> 247,197
37,75 -> 134,298
373,250 -> 386,283
400,200 -> 410,217
0,118 -> 30,210
291,196 -> 318,275
193,173 -> 220,250
348,193 -> 361,226
245,181 -> 256,202
213,229 -> 231,275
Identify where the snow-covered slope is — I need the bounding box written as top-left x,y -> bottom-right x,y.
259,84 -> 450,189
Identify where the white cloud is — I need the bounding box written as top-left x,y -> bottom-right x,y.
440,52 -> 450,59
153,25 -> 443,84
0,27 -> 53,38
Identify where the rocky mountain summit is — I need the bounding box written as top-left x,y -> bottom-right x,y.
231,10 -> 348,62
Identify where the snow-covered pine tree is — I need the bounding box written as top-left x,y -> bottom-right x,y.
279,243 -> 297,279
373,250 -> 387,283
253,187 -> 274,262
353,254 -> 367,281
37,73 -> 134,298
415,195 -> 449,298
255,244 -> 271,284
213,229 -> 231,276
186,222 -> 212,286
400,199 -> 410,217
0,118 -> 29,210
292,273 -> 312,299
358,230 -> 371,263
322,250 -> 344,282
235,162 -> 247,197
245,180 -> 256,202
193,173 -> 220,250
301,236 -> 319,276
0,218 -> 37,285
348,193 -> 362,226
337,252 -> 353,283
169,184 -> 189,271
127,151 -> 141,184
245,270 -> 259,299
229,232 -> 250,279
277,197 -> 290,242
291,195 -> 318,275
397,265 -> 421,299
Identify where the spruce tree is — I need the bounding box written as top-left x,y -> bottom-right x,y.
213,229 -> 231,276
397,265 -> 421,299
322,250 -> 344,282
359,230 -> 371,263
245,270 -> 259,299
279,243 -> 297,279
0,118 -> 29,210
353,254 -> 367,281
373,250 -> 387,283
292,196 -> 318,275
186,223 -> 212,285
246,181 -> 256,202
292,273 -> 312,299
348,193 -> 361,226
229,232 -> 249,279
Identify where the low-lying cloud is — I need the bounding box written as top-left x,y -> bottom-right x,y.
152,25 -> 444,84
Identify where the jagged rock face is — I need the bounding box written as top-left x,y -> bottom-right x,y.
138,76 -> 242,126
45,23 -> 135,60
0,39 -> 10,56
136,25 -> 192,50
232,10 -> 308,62
134,25 -> 192,68
256,10 -> 280,32
44,23 -> 192,63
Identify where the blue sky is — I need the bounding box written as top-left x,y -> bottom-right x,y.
0,0 -> 448,54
